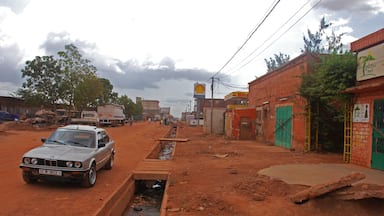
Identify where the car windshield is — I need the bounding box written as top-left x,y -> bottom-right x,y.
46,129 -> 95,148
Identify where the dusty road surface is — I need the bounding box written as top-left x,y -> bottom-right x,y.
0,121 -> 169,216
166,125 -> 384,216
1,121 -> 384,216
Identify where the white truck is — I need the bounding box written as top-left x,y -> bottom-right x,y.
70,110 -> 99,126
97,104 -> 126,126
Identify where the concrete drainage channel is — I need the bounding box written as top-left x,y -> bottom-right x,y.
96,126 -> 178,216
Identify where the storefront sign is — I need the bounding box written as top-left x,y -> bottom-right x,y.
357,43 -> 384,81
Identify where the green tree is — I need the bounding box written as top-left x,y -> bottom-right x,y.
58,44 -> 97,108
299,17 -> 356,152
300,53 -> 357,152
301,17 -> 343,54
74,74 -> 103,110
117,95 -> 143,119
98,78 -> 118,105
264,52 -> 290,72
19,55 -> 63,108
14,88 -> 47,107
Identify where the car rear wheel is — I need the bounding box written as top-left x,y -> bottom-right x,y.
81,164 -> 96,188
104,153 -> 114,170
22,171 -> 37,184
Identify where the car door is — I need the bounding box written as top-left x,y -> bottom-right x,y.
95,132 -> 110,169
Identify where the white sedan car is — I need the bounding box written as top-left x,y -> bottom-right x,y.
20,125 -> 115,187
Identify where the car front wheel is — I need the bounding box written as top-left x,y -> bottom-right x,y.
81,164 -> 96,188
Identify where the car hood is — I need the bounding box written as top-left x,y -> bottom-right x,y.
23,144 -> 95,161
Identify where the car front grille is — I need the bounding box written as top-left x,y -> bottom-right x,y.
37,159 -> 66,167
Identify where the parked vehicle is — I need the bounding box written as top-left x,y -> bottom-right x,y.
97,104 -> 125,126
70,110 -> 99,126
0,111 -> 19,122
19,125 -> 115,187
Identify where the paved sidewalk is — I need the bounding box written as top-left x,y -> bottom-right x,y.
258,163 -> 384,186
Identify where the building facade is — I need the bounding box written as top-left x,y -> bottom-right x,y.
141,99 -> 160,120
345,28 -> 384,170
248,53 -> 315,151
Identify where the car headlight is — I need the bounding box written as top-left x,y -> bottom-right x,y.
66,161 -> 73,167
74,161 -> 82,168
23,157 -> 31,164
31,158 -> 38,165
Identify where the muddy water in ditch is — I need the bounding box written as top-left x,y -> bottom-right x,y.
123,126 -> 176,215
123,180 -> 166,216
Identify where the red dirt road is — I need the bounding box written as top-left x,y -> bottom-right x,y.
0,122 -> 169,216
1,122 -> 383,216
166,125 -> 384,216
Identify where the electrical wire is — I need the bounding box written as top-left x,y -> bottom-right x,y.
227,0 -> 323,74
222,0 -> 314,76
210,0 -> 281,79
218,79 -> 248,90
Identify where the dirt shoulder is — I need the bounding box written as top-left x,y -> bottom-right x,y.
0,121 -> 169,216
166,125 -> 384,216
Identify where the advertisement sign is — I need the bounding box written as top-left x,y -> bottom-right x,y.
357,43 -> 384,81
194,83 -> 206,98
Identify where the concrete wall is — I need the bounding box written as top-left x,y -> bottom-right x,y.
203,107 -> 226,135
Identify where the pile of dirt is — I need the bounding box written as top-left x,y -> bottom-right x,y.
0,121 -> 54,131
165,125 -> 384,216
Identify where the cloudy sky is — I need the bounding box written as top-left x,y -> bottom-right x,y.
0,0 -> 383,117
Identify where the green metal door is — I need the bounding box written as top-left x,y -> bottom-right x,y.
275,106 -> 292,149
372,100 -> 384,170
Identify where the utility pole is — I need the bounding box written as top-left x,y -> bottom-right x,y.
210,76 -> 214,134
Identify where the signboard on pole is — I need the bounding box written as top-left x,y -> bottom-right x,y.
194,83 -> 206,98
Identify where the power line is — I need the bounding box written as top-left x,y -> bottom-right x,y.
211,0 -> 281,79
218,79 -> 248,90
227,0 -> 323,74
223,0 -> 314,75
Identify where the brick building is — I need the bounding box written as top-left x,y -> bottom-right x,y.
223,91 -> 257,140
248,53 -> 316,151
345,28 -> 384,170
139,98 -> 160,120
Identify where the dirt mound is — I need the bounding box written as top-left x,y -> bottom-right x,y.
0,121 -> 54,131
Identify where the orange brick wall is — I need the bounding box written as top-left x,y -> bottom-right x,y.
351,91 -> 384,168
351,28 -> 384,52
248,53 -> 312,151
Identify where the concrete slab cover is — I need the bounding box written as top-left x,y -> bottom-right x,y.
258,163 -> 384,186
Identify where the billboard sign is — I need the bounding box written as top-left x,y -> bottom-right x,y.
357,43 -> 384,81
194,83 -> 206,98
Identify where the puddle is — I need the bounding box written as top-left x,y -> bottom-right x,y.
123,180 -> 166,216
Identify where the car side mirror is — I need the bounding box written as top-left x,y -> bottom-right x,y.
98,142 -> 106,148
41,138 -> 47,143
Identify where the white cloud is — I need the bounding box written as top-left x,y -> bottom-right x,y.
0,0 -> 383,117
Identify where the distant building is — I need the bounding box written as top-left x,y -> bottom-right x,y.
160,107 -> 171,119
223,91 -> 257,140
194,98 -> 226,134
224,91 -> 248,109
141,99 -> 160,120
0,96 -> 40,118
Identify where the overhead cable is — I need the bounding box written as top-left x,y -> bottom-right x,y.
229,0 -> 323,73
211,0 -> 281,79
